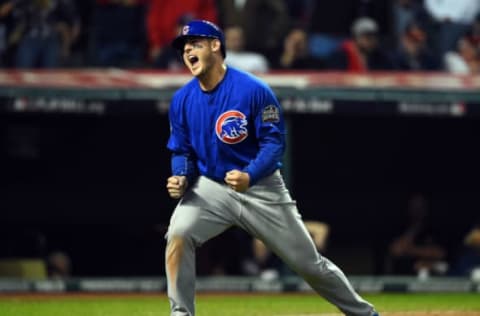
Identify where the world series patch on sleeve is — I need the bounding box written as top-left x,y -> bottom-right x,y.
262,105 -> 280,123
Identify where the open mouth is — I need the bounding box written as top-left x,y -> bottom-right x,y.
188,55 -> 199,67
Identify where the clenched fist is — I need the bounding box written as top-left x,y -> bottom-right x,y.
224,170 -> 250,193
166,176 -> 188,199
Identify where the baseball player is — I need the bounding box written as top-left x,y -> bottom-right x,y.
165,20 -> 380,316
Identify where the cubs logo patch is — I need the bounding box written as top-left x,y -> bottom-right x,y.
215,110 -> 248,144
262,104 -> 280,123
182,25 -> 190,35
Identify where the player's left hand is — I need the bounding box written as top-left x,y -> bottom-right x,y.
225,170 -> 250,193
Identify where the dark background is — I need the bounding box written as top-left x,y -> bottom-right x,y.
1,109 -> 479,276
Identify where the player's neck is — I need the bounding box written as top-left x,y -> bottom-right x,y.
198,63 -> 227,92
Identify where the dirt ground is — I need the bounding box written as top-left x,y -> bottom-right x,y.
377,313 -> 480,316
282,313 -> 480,316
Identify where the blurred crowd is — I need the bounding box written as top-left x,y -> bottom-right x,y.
3,194 -> 479,279
0,0 -> 479,73
386,194 -> 480,279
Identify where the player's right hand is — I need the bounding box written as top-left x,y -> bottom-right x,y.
166,176 -> 188,199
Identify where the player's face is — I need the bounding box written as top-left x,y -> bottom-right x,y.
183,38 -> 215,77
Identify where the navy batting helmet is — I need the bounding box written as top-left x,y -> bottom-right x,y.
172,20 -> 226,58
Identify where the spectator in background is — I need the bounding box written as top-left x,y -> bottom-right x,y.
8,0 -> 80,68
152,14 -> 192,70
46,251 -> 71,279
326,17 -> 393,72
224,25 -> 269,73
217,0 -> 290,64
307,1 -> 392,60
450,222 -> 480,277
386,194 -> 447,276
147,0 -> 217,65
392,0 -> 423,45
276,28 -> 324,70
444,35 -> 480,74
91,0 -> 147,67
424,0 -> 480,59
390,21 -> 440,71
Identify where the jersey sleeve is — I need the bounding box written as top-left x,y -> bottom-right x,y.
243,85 -> 286,185
167,96 -> 198,182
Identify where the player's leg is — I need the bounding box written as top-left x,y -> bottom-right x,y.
166,176 -> 240,316
238,171 -> 376,316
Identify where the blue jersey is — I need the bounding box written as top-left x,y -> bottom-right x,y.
167,67 -> 285,185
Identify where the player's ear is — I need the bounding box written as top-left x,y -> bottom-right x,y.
210,39 -> 221,54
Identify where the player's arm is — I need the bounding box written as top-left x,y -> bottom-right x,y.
242,90 -> 285,185
226,86 -> 285,191
166,97 -> 198,199
167,153 -> 198,199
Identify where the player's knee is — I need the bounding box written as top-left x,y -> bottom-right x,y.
166,224 -> 192,243
166,228 -> 196,250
